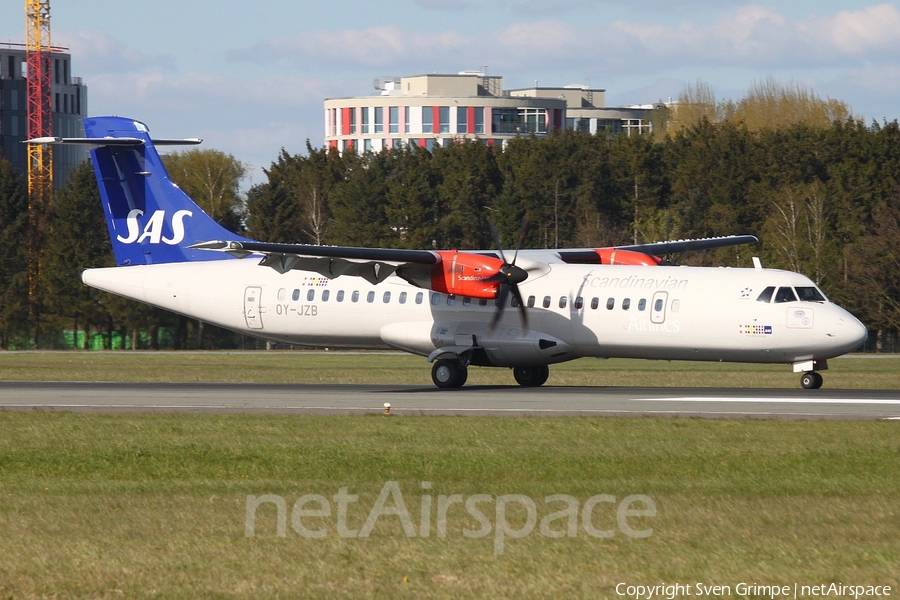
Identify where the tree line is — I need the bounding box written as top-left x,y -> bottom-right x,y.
3,107 -> 900,350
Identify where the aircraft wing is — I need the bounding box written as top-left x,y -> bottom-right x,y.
555,235 -> 759,264
190,240 -> 441,284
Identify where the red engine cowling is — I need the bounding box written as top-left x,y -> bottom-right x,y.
594,248 -> 661,266
430,251 -> 505,299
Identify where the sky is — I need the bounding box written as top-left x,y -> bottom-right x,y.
3,0 -> 899,188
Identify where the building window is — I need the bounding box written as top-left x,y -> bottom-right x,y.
474,107 -> 484,134
457,107 -> 467,134
519,108 -> 546,134
492,108 -> 519,134
362,108 -> 369,134
350,108 -> 357,134
423,107 -> 433,134
374,107 -> 383,134
404,107 -> 409,134
364,139 -> 372,153
439,106 -> 450,133
392,138 -> 401,149
389,106 -> 399,134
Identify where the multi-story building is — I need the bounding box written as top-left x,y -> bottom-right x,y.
0,43 -> 88,187
324,72 -> 659,152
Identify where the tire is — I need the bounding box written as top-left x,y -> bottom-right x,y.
432,359 -> 467,389
513,365 -> 550,387
800,371 -> 823,389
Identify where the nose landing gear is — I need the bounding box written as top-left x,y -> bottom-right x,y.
800,371 -> 823,389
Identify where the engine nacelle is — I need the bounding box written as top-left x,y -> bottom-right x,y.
427,250 -> 505,299
595,248 -> 661,266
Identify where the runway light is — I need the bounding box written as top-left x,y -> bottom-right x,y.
383,402 -> 392,416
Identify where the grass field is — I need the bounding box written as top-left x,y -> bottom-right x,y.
2,350 -> 900,388
0,352 -> 898,598
0,413 -> 898,598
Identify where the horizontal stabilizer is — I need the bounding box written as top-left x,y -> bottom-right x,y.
24,136 -> 202,147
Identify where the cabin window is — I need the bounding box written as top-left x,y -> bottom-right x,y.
638,298 -> 646,311
654,298 -> 664,312
559,296 -> 567,309
527,296 -> 535,308
774,287 -> 797,303
574,296 -> 584,310
292,289 -> 300,301
322,290 -> 330,302
479,298 -> 488,306
307,289 -> 315,302
796,287 -> 826,302
367,291 -> 375,303
543,296 -> 551,309
447,294 -> 456,306
415,292 -> 423,304
337,290 -> 345,302
756,286 -> 775,303
463,296 -> 471,307
671,299 -> 680,312
606,298 -> 615,310
512,295 -> 520,308
352,291 -> 361,303
277,288 -> 286,301
622,298 -> 631,311
399,292 -> 407,304
383,291 -> 391,303
431,293 -> 440,305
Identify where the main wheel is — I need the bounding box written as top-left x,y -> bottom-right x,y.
513,365 -> 550,387
800,371 -> 823,389
432,359 -> 467,389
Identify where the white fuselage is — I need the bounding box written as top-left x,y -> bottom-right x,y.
82,256 -> 867,368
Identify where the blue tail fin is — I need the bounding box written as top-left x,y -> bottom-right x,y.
84,116 -> 251,266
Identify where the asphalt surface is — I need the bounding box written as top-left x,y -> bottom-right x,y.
1,381 -> 899,419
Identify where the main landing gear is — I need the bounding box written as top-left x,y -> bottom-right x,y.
800,371 -> 824,389
430,360 -> 551,389
431,359 -> 468,389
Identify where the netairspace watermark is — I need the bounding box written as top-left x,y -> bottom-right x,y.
244,481 -> 656,555
616,582 -> 892,599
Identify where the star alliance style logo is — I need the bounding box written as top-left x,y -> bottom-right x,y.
740,287 -> 753,298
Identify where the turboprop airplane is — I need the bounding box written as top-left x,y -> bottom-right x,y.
30,116 -> 868,389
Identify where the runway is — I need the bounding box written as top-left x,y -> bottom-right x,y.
1,381 -> 899,419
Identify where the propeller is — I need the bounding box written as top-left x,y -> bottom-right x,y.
486,219 -> 530,334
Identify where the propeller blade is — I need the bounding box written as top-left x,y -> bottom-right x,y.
510,284 -> 529,331
511,218 -> 528,266
489,223 -> 507,265
487,284 -> 510,334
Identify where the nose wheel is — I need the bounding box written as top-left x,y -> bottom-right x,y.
800,371 -> 823,389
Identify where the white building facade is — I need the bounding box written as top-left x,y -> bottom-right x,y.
324,72 -> 659,152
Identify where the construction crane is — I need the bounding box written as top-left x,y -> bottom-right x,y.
25,0 -> 52,344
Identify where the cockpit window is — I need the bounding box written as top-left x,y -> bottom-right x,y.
796,287 -> 826,302
756,286 -> 775,303
774,287 -> 798,303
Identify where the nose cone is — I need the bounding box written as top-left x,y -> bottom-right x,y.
833,311 -> 868,354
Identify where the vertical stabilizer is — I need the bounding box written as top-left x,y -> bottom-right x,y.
83,116 -> 251,266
